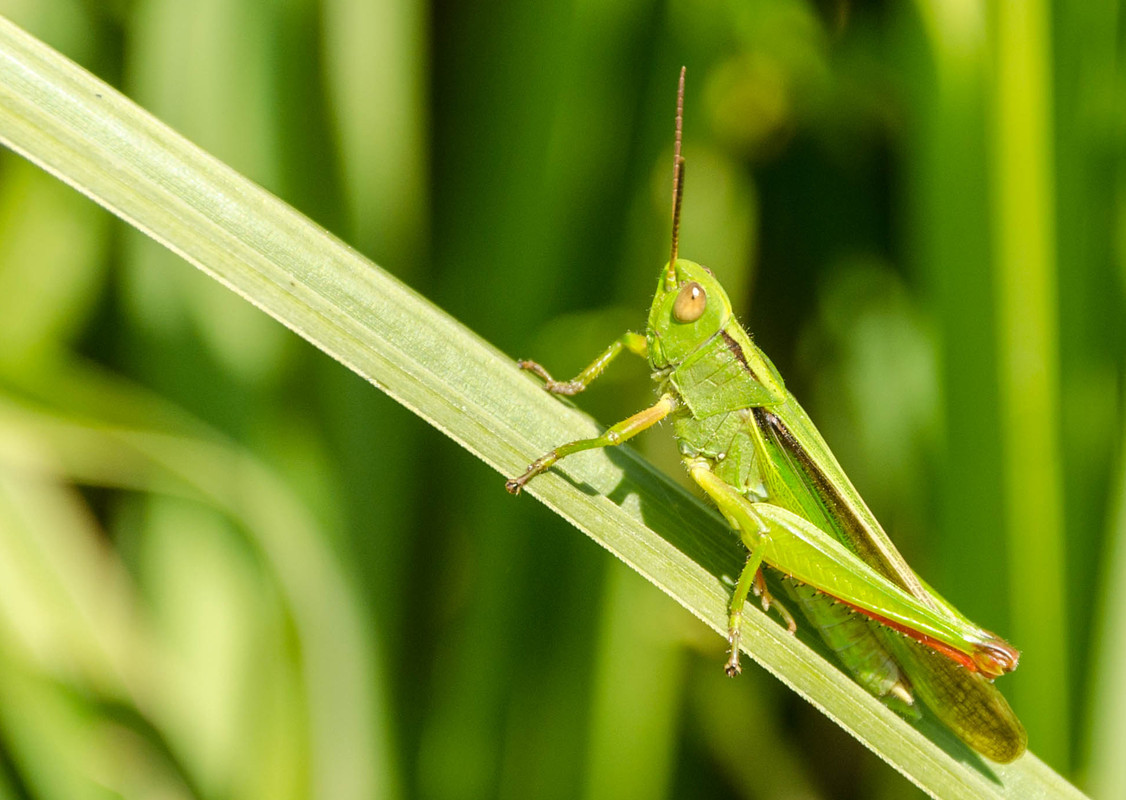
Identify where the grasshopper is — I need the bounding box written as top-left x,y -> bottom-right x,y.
505,68 -> 1026,763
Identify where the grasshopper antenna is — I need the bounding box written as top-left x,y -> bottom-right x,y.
666,67 -> 686,290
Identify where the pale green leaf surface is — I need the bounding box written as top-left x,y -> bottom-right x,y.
0,15 -> 1085,800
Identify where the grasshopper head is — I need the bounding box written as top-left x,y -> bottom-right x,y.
646,258 -> 733,368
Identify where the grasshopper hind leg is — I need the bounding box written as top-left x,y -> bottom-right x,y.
725,550 -> 760,676
724,530 -> 798,676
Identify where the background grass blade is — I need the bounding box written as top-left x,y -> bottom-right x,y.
991,0 -> 1069,767
0,13 -> 1092,800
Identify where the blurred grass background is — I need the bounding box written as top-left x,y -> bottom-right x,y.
0,0 -> 1121,798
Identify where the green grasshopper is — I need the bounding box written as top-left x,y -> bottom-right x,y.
505,68 -> 1027,763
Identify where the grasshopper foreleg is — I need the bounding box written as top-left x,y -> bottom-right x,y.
517,332 -> 647,395
506,393 -> 677,494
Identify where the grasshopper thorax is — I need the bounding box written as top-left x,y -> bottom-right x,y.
646,258 -> 734,369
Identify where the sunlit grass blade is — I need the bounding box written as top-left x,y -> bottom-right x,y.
991,0 -> 1069,768
0,15 -> 1087,799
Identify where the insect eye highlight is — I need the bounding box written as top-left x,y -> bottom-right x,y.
673,282 -> 707,322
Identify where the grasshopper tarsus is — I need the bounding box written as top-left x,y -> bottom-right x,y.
506,460 -> 546,494
506,450 -> 558,495
725,633 -> 743,676
517,359 -> 584,395
515,359 -> 550,383
516,359 -> 551,380
544,381 -> 583,396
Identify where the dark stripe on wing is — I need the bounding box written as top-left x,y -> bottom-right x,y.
754,407 -> 908,589
721,329 -> 754,374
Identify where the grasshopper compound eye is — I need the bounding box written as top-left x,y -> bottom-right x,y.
673,281 -> 707,322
